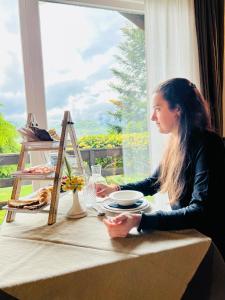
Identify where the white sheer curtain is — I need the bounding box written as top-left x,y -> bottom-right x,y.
121,27 -> 150,181
144,0 -> 200,208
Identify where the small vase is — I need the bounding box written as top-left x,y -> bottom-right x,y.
66,190 -> 87,219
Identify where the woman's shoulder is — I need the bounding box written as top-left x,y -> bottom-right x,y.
189,129 -> 225,161
190,129 -> 224,146
202,130 -> 224,148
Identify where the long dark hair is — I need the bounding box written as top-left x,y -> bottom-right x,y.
155,78 -> 212,203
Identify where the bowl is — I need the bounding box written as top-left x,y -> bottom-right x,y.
109,190 -> 144,206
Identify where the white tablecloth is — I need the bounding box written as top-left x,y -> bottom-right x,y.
0,194 -> 224,300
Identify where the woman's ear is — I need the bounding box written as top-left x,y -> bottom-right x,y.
176,105 -> 181,117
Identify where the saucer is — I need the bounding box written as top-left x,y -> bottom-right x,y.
102,198 -> 150,213
108,199 -> 144,209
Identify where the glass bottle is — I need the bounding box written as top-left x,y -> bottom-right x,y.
90,165 -> 107,184
84,165 -> 106,207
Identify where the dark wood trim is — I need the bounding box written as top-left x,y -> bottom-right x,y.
120,13 -> 144,30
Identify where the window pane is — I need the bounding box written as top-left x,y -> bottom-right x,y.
0,0 -> 27,202
0,0 -> 26,127
39,1 -> 149,184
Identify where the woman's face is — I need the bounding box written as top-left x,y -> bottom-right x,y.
151,92 -> 180,134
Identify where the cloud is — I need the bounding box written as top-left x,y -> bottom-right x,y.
0,2 -> 23,87
0,89 -> 26,118
40,3 -> 98,85
40,2 -> 127,86
46,76 -> 118,130
2,111 -> 27,128
0,1 -> 131,133
45,79 -> 84,109
44,48 -> 120,110
43,46 -> 117,86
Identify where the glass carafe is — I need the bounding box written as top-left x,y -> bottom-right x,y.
84,165 -> 106,207
91,165 -> 107,184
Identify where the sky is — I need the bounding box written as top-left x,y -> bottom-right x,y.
0,0 -> 132,136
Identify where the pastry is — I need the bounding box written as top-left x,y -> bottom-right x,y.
48,128 -> 60,141
8,199 -> 40,208
22,166 -> 55,174
8,185 -> 53,209
24,201 -> 47,210
38,187 -> 52,203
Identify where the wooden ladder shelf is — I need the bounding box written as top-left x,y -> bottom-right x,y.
6,111 -> 85,225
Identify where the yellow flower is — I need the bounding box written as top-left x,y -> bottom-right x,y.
71,179 -> 77,185
77,178 -> 84,184
62,185 -> 69,192
61,175 -> 85,192
65,178 -> 71,184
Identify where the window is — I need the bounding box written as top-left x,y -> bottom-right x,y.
0,0 -> 27,210
39,1 -> 149,183
0,0 -> 26,127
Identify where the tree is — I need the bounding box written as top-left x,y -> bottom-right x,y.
108,26 -> 150,177
0,110 -> 20,178
107,99 -> 123,134
108,25 -> 147,133
0,112 -> 19,153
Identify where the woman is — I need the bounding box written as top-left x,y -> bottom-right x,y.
96,78 -> 225,260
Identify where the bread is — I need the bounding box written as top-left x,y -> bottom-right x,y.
8,185 -> 53,209
22,165 -> 55,174
38,187 -> 52,203
24,201 -> 47,210
8,199 -> 40,208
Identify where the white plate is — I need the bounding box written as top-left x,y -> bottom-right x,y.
101,198 -> 150,213
109,190 -> 144,206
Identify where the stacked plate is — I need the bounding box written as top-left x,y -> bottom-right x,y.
101,190 -> 150,213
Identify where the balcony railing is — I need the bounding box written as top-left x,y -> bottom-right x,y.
0,147 -> 123,188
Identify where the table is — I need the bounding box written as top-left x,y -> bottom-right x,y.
0,194 -> 225,300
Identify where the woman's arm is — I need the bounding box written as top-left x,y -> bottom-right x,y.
120,167 -> 160,196
104,139 -> 223,237
96,167 -> 160,197
138,204 -> 204,231
138,141 -> 216,231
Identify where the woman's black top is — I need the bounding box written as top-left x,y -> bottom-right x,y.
120,130 -> 225,259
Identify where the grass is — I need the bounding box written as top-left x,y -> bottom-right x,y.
0,185 -> 33,224
0,210 -> 6,224
0,185 -> 33,202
